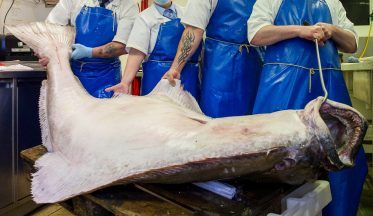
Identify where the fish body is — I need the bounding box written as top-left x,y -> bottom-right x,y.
6,23 -> 367,203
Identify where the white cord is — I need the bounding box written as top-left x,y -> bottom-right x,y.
315,39 -> 328,102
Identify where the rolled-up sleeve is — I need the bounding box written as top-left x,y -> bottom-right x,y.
126,16 -> 150,54
333,0 -> 358,45
113,0 -> 139,45
46,0 -> 72,25
247,0 -> 279,43
181,0 -> 216,30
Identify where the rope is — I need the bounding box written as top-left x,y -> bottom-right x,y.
315,39 -> 328,102
239,44 -> 251,53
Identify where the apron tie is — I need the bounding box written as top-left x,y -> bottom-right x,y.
206,36 -> 251,54
309,68 -> 315,93
239,44 -> 251,53
263,62 -> 339,93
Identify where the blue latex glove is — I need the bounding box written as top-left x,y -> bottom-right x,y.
71,44 -> 93,60
347,56 -> 359,63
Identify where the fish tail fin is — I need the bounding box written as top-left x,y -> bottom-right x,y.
6,22 -> 75,58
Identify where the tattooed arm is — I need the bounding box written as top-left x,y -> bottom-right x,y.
163,25 -> 204,85
92,41 -> 127,58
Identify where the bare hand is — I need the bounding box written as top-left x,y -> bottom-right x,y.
105,82 -> 131,94
162,68 -> 180,87
35,52 -> 50,67
39,57 -> 50,67
299,25 -> 325,45
316,22 -> 334,41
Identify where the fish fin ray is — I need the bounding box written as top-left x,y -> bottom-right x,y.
39,80 -> 53,152
149,79 -> 203,114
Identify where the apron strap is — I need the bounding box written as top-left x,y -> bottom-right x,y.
146,59 -> 199,65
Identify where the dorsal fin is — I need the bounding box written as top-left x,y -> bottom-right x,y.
148,79 -> 203,114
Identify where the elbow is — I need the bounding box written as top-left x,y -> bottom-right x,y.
250,35 -> 263,46
250,31 -> 270,46
348,42 -> 358,54
339,42 -> 357,54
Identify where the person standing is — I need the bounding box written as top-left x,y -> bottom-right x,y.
39,0 -> 138,98
106,0 -> 201,98
163,0 -> 263,118
247,0 -> 367,215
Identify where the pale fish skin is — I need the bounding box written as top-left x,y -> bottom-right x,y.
6,22 -> 367,204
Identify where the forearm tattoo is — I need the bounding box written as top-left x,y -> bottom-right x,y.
103,44 -> 115,57
177,31 -> 195,67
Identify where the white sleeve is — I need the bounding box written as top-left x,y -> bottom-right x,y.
247,0 -> 281,43
332,0 -> 358,45
125,15 -> 150,54
113,0 -> 139,45
180,0 -> 216,30
46,0 -> 72,25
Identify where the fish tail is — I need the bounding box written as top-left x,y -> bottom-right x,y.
6,22 -> 75,58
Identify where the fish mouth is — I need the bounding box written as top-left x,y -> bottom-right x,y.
309,98 -> 368,170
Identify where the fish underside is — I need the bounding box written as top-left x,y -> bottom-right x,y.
6,22 -> 367,204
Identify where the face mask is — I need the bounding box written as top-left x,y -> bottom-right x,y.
154,0 -> 170,6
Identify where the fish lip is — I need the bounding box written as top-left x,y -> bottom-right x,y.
320,100 -> 368,167
304,97 -> 368,171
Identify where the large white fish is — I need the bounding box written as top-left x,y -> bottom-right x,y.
7,22 -> 367,204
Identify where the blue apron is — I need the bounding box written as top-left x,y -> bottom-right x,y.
70,5 -> 121,98
200,0 -> 262,118
141,18 -> 202,98
252,1 -> 367,215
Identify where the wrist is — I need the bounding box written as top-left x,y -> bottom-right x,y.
87,47 -> 93,58
122,77 -> 132,85
170,66 -> 181,74
329,25 -> 336,38
292,25 -> 303,38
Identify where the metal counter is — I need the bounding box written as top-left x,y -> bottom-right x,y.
0,61 -> 46,215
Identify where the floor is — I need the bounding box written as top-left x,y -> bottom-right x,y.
358,167 -> 373,216
29,204 -> 75,216
30,168 -> 373,216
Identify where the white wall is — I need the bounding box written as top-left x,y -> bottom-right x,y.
0,0 -> 53,34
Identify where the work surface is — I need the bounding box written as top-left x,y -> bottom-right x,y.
22,146 -> 299,216
0,61 -> 46,78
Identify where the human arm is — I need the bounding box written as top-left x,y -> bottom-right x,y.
92,42 -> 127,58
248,0 -> 325,46
162,26 -> 204,85
105,48 -> 146,94
70,42 -> 126,60
38,0 -> 72,65
315,22 -> 356,53
162,0 -> 214,85
105,10 -> 149,94
72,0 -> 138,59
316,0 -> 358,53
250,25 -> 326,46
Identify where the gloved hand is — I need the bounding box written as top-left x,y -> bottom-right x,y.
71,44 -> 93,60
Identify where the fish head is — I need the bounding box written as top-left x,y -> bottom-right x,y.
302,97 -> 368,171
